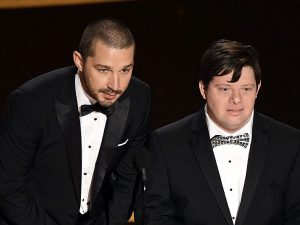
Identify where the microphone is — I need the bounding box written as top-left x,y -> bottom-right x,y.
134,148 -> 151,225
135,148 -> 151,184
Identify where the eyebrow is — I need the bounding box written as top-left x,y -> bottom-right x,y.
214,83 -> 256,87
96,64 -> 134,69
241,84 -> 256,87
215,84 -> 231,87
122,64 -> 134,69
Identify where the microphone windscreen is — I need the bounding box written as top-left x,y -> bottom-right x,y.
134,148 -> 151,170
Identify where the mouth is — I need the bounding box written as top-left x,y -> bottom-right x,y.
227,108 -> 244,115
98,88 -> 122,101
228,108 -> 243,111
103,92 -> 118,100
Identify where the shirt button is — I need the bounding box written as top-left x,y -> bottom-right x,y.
228,160 -> 232,163
84,172 -> 87,175
94,118 -> 97,121
88,145 -> 91,148
230,188 -> 233,191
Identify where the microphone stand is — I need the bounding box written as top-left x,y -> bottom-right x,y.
134,148 -> 150,225
141,168 -> 147,225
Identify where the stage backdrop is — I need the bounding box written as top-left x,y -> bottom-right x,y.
0,0 -> 300,129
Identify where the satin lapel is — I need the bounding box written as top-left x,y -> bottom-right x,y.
190,111 -> 233,225
55,97 -> 81,202
90,98 -> 130,210
235,115 -> 269,225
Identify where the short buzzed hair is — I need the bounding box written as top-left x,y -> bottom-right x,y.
199,39 -> 261,87
78,18 -> 135,60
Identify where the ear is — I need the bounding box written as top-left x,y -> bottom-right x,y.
73,51 -> 83,72
199,81 -> 207,99
256,81 -> 261,98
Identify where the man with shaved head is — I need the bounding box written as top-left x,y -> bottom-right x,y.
0,18 -> 150,225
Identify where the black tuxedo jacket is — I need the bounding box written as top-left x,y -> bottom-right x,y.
0,66 -> 151,225
139,107 -> 300,225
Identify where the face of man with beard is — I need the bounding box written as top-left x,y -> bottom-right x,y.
73,40 -> 134,107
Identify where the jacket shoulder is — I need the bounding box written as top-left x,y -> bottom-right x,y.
4,66 -> 76,114
155,112 -> 198,136
256,112 -> 300,137
18,66 -> 76,94
127,76 -> 150,94
119,76 -> 150,104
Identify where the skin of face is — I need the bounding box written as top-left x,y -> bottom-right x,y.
199,66 -> 261,133
73,40 -> 134,107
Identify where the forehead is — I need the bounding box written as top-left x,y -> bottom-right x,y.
92,40 -> 134,58
91,39 -> 134,52
211,66 -> 256,85
84,42 -> 134,70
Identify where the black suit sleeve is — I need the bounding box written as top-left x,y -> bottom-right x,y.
0,90 -> 60,225
134,132 -> 184,225
107,85 -> 151,225
284,143 -> 300,225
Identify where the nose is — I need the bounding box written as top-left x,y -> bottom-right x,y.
107,73 -> 119,91
230,90 -> 241,104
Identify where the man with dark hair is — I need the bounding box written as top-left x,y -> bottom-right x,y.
136,39 -> 300,225
0,18 -> 150,225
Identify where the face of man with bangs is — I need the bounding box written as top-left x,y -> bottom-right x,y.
199,66 -> 261,133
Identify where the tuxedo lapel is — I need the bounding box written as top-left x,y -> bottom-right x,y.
89,98 -> 130,212
235,114 -> 269,225
190,110 -> 233,225
55,81 -> 82,203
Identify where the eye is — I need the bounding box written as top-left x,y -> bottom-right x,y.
218,87 -> 230,93
98,68 -> 108,73
120,68 -> 131,74
242,87 -> 253,92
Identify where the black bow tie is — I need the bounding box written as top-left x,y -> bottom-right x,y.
80,103 -> 114,117
210,133 -> 250,149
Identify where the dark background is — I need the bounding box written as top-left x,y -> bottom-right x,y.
1,0 -> 300,129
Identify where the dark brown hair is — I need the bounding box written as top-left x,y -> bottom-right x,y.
199,39 -> 261,87
78,18 -> 135,60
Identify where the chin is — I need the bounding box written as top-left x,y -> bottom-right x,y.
98,99 -> 116,107
99,101 -> 113,107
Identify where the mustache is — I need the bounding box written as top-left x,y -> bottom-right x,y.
98,88 -> 122,95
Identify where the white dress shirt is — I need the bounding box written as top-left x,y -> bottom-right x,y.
205,105 -> 254,224
75,74 -> 107,214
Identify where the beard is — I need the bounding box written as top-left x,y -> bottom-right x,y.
95,88 -> 123,107
98,87 -> 122,95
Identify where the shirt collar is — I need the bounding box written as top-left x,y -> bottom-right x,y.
204,104 -> 254,139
